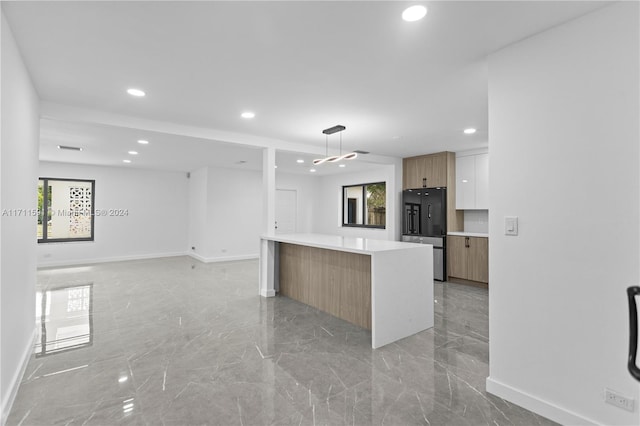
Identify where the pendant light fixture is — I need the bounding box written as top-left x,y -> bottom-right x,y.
313,125 -> 358,165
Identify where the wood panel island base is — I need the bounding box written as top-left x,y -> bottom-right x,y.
259,234 -> 434,348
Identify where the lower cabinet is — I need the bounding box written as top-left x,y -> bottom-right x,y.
279,243 -> 372,330
447,236 -> 488,284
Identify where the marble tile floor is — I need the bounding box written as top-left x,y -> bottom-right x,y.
7,256 -> 556,426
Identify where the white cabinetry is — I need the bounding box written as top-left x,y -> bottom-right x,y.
456,156 -> 475,209
475,153 -> 489,209
456,153 -> 489,210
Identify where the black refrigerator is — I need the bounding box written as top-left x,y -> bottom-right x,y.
402,188 -> 447,280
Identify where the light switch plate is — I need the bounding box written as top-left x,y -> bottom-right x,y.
505,216 -> 518,236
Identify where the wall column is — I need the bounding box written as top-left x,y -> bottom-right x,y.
262,147 -> 276,236
259,147 -> 277,297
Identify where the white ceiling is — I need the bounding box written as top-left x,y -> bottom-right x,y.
40,118 -> 264,173
3,1 -> 609,173
40,118 -> 381,175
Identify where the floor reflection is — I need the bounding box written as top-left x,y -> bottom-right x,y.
6,258 -> 556,425
35,283 -> 93,357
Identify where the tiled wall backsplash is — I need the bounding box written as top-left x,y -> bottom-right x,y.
464,210 -> 489,233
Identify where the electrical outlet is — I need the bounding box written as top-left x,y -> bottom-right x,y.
605,388 -> 635,412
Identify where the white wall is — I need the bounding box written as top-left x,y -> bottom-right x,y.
275,172 -> 319,233
37,162 -> 189,267
187,167 -> 208,259
463,210 -> 488,234
188,166 -> 263,262
205,167 -> 262,259
188,168 -> 320,262
313,164 -> 401,241
0,12 -> 40,423
486,3 -> 639,425
187,164 -> 398,264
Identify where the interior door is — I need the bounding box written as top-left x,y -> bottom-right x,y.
275,189 -> 297,234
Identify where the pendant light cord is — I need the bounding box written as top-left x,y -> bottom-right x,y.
325,134 -> 329,157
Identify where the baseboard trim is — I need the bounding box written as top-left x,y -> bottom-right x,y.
37,251 -> 189,268
260,289 -> 276,297
188,253 -> 259,263
1,327 -> 36,426
486,377 -> 597,426
447,277 -> 488,288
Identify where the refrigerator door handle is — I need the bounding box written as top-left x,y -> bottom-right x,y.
427,204 -> 431,219
627,286 -> 640,381
411,210 -> 416,234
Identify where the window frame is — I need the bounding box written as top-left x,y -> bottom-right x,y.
38,177 -> 95,243
341,181 -> 386,229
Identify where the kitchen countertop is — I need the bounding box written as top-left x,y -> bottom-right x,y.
259,233 -> 433,348
261,233 -> 427,255
447,232 -> 489,238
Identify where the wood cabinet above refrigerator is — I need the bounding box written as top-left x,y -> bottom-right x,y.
403,152 -> 449,189
402,151 -> 462,232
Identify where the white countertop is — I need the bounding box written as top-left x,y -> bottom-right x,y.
261,233 -> 428,255
447,232 -> 489,238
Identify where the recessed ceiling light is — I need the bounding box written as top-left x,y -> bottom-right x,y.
339,164 -> 346,168
464,128 -> 477,134
123,159 -> 131,163
128,151 -> 138,155
402,5 -> 427,22
137,139 -> 149,145
296,159 -> 304,164
309,168 -> 316,173
127,88 -> 145,97
241,111 -> 255,119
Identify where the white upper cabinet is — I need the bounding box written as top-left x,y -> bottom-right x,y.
456,156 -> 475,209
456,153 -> 489,210
474,153 -> 489,209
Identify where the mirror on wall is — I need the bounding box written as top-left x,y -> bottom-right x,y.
342,182 -> 386,228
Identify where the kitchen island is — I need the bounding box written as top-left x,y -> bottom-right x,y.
259,233 -> 433,348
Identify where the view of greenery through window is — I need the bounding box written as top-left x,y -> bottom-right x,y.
365,183 -> 386,226
342,182 -> 386,228
38,178 -> 94,242
37,181 -> 48,239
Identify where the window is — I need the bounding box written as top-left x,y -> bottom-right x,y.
342,182 -> 386,228
38,178 -> 95,243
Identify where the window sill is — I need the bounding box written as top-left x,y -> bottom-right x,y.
38,239 -> 95,244
341,225 -> 386,230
